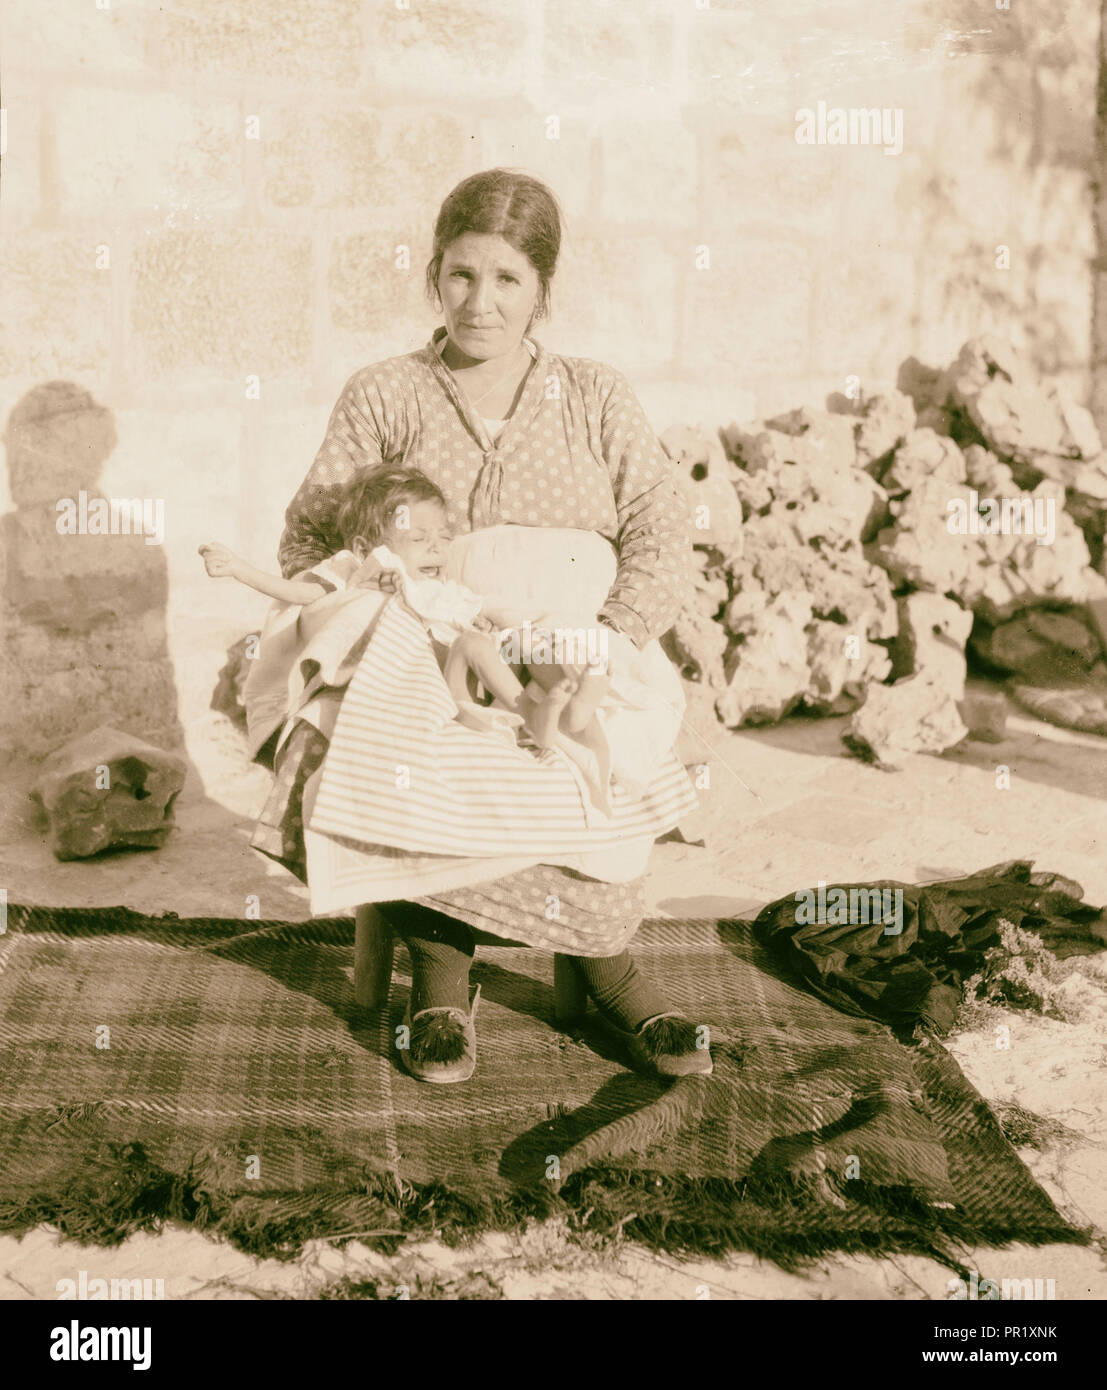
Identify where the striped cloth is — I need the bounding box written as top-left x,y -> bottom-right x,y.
306,595 -> 698,906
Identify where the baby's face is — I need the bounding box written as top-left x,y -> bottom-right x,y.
383,499 -> 452,579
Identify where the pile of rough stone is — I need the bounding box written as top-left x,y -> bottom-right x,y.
665,335 -> 1107,768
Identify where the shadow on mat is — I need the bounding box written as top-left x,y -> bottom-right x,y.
195,923 -> 660,1075
17,907 -> 696,1090
198,922 -> 727,1164
498,1070 -> 677,1184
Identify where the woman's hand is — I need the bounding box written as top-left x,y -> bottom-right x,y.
556,656 -> 610,683
199,541 -> 244,580
560,622 -> 625,683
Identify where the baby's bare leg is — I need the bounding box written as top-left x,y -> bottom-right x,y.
563,668 -> 610,734
526,660 -> 610,736
526,679 -> 578,749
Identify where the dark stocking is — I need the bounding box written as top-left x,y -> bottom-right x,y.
384,903 -> 475,1015
571,951 -> 670,1031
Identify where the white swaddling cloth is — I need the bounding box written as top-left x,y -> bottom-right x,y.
370,544 -> 483,642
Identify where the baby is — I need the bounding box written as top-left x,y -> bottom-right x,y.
199,466 -> 610,751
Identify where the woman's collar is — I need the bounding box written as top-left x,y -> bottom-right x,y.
425,327 -> 547,456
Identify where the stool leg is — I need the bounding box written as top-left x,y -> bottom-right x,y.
354,904 -> 394,1008
553,953 -> 588,1025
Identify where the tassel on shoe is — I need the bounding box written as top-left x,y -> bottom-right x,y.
623,1011 -> 713,1078
636,1015 -> 701,1061
409,1013 -> 468,1065
399,986 -> 481,1084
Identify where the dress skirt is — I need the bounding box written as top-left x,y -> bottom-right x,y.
251,718 -> 647,957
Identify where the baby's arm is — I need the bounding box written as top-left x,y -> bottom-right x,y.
199,542 -> 327,607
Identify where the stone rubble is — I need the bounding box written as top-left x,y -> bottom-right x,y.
874,455 -> 1105,624
723,412 -> 887,545
941,336 -> 1103,478
668,551 -> 729,689
660,423 -> 744,549
714,514 -> 895,726
851,389 -> 918,473
879,428 -> 966,497
662,336 -> 1107,764
716,589 -> 814,726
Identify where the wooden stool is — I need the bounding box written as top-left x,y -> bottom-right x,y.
353,904 -> 588,1023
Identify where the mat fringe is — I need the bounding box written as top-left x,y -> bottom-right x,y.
0,1139 -> 1089,1272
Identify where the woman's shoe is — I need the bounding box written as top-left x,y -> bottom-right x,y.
398,985 -> 481,1084
618,1011 -> 713,1077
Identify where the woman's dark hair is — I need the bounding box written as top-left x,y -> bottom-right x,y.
335,465 -> 446,549
425,169 -> 562,320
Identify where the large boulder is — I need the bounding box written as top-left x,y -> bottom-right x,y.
30,726 -> 187,860
890,592 -> 974,699
716,590 -> 813,727
844,675 -> 968,769
969,606 -> 1106,684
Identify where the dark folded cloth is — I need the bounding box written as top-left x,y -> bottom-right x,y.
752,860 -> 1107,1036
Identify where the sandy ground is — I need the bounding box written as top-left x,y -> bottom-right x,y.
2,679 -> 1106,1300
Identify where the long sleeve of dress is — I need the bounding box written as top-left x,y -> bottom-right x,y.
596,370 -> 693,649
278,374 -> 387,579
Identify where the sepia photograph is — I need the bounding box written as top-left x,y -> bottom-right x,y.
0,0 -> 1104,1344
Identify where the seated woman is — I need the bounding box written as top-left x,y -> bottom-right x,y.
261,167 -> 711,1085
201,463 -> 684,809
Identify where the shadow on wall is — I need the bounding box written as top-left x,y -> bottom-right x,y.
907,0 -> 1095,380
0,381 -> 183,765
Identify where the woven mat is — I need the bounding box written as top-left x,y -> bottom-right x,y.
0,905 -> 1080,1264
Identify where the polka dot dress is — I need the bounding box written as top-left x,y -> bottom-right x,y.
269,329 -> 693,949
279,329 -> 692,649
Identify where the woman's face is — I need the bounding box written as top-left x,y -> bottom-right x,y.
438,233 -> 541,361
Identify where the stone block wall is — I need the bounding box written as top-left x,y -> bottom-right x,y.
0,0 -> 1098,756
